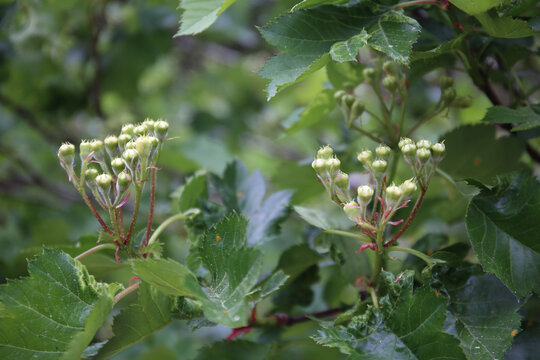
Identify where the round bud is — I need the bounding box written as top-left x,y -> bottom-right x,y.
451,95 -> 472,108
58,143 -> 75,165
96,174 -> 112,190
121,124 -> 135,136
143,119 -> 155,131
135,136 -> 154,158
351,100 -> 365,117
334,90 -> 347,103
343,201 -> 360,220
317,145 -> 334,160
416,139 -> 432,149
117,171 -> 132,192
386,185 -> 402,204
91,140 -> 103,153
118,134 -> 132,148
125,141 -> 136,150
375,144 -> 391,159
372,159 -> 388,174
363,67 -> 376,82
104,136 -> 118,151
383,60 -> 397,74
327,158 -> 341,171
312,158 -> 328,172
400,179 -> 417,197
111,158 -> 125,173
431,142 -> 446,162
357,185 -> 374,204
336,172 -> 349,189
382,75 -> 398,92
398,137 -> 414,150
134,124 -> 148,137
80,140 -> 93,160
417,148 -> 431,163
122,149 -> 139,162
401,143 -> 417,157
84,168 -> 99,182
154,120 -> 169,140
442,87 -> 456,103
357,150 -> 373,166
342,94 -> 355,108
440,75 -> 453,89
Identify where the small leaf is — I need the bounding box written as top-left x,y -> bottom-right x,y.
466,171 -> 540,296
0,249 -> 121,360
284,89 -> 335,134
248,270 -> 289,302
175,0 -> 237,36
171,171 -> 208,213
330,32 -> 369,63
482,105 -> 540,131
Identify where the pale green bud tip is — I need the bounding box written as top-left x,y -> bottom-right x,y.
375,144 -> 391,158
135,136 -> 154,156
416,139 -> 432,149
80,141 -> 93,159
334,90 -> 346,102
121,124 -> 135,135
111,158 -> 125,171
401,143 -> 416,156
372,159 -> 388,173
104,136 -> 118,149
125,141 -> 136,150
122,149 -> 139,161
317,145 -> 334,159
312,158 -> 327,171
336,172 -> 349,188
117,171 -> 131,188
386,185 -> 402,202
155,120 -> 169,136
357,150 -> 373,165
398,137 -> 414,149
91,140 -> 103,152
134,124 -> 148,136
58,143 -> 75,158
96,174 -> 112,189
400,179 -> 417,196
417,148 -> 431,162
118,134 -> 132,146
357,185 -> 374,201
84,168 -> 99,181
432,142 -> 446,156
143,118 -> 155,131
382,75 -> 398,91
343,201 -> 360,219
328,158 -> 340,169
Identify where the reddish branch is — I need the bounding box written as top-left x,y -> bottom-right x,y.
384,189 -> 426,247
144,168 -> 156,247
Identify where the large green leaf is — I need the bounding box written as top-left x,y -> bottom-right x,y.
175,0 -> 236,36
466,172 -> 540,296
0,249 -> 121,360
291,0 -> 349,12
258,5 -> 420,98
411,33 -> 468,60
96,283 -> 172,359
482,105 -> 540,132
196,340 -> 272,360
475,12 -> 536,38
449,0 -> 499,15
445,274 -> 521,360
440,125 -> 525,185
314,271 -> 465,359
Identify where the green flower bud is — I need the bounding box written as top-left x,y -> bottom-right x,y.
134,124 -> 148,137
327,158 -> 341,171
400,179 -> 417,197
363,67 -> 376,82
317,145 -> 334,160
382,75 -> 398,92
125,141 -> 136,150
386,185 -> 402,205
431,142 -> 446,162
143,118 -> 155,131
334,90 -> 347,103
372,159 -> 388,174
401,143 -> 417,157
342,94 -> 355,108
84,168 -> 99,182
343,201 -> 360,220
440,75 -> 453,89
154,120 -> 169,140
383,60 -> 397,74
121,124 -> 135,136
442,87 -> 456,103
118,134 -> 132,148
104,136 -> 118,152
58,143 -> 75,165
336,172 -> 349,189
398,137 -> 414,150
416,139 -> 432,149
111,158 -> 125,173
357,150 -> 373,166
122,149 -> 139,162
96,173 -> 112,190
351,100 -> 365,117
451,95 -> 472,108
135,136 -> 154,158
375,144 -> 391,159
312,158 -> 328,172
357,185 -> 374,204
80,140 -> 93,160
117,171 -> 132,192
91,140 -> 104,154
417,148 -> 431,163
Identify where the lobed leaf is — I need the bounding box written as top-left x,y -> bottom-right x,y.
482,105 -> 540,132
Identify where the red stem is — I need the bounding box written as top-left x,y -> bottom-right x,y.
385,189 -> 426,247
85,195 -> 114,235
126,191 -> 140,244
144,168 -> 156,247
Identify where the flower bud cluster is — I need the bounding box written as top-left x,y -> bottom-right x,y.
399,137 -> 446,189
357,143 -> 391,180
439,76 -> 471,109
312,145 -> 352,205
334,91 -> 364,126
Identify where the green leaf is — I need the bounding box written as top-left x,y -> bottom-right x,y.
445,274 -> 521,360
196,340 -> 272,360
475,12 -> 537,38
258,5 -> 420,98
291,0 -> 349,12
411,33 -> 468,60
284,89 -> 335,134
133,258 -> 205,298
330,32 -> 369,63
248,270 -> 289,302
326,61 -> 365,89
247,190 -> 293,245
482,105 -> 540,132
466,172 -> 540,296
175,0 -> 237,36
0,249 -> 121,360
294,205 -> 351,230
449,0 -> 499,15
96,283 -> 172,359
440,125 -> 525,185
505,323 -> 540,359
314,271 -> 465,359
171,171 -> 208,213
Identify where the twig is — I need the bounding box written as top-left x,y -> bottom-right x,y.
75,243 -> 116,261
144,168 -> 156,247
384,189 -> 426,247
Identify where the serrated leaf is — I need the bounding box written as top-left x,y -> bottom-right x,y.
475,12 -> 537,38
248,270 -> 289,302
466,172 -> 540,296
330,32 -> 369,63
445,274 -> 521,360
258,5 -> 420,98
440,125 -> 525,185
283,89 -> 335,134
294,205 -> 351,230
314,271 -> 465,359
96,283 -> 172,359
449,0 -> 499,15
196,340 -> 272,360
412,33 -> 468,60
171,171 -> 208,213
291,0 -> 349,12
175,0 -> 236,36
0,249 -> 121,360
482,105 -> 540,132
326,61 -> 365,89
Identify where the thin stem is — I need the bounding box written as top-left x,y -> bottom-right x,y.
114,281 -> 140,304
80,189 -> 114,235
75,243 -> 116,261
144,168 -> 156,247
146,209 -> 200,247
388,246 -> 434,266
126,187 -> 142,244
367,287 -> 379,308
350,123 -> 384,143
370,248 -> 382,284
385,189 -> 426,247
393,0 -> 444,9
364,108 -> 389,130
323,228 -> 372,243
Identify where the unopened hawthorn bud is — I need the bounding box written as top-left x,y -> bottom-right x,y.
342,94 -> 355,108
363,67 -> 376,82
343,201 -> 360,220
84,168 -> 99,182
327,158 -> 341,171
96,174 -> 112,190
375,144 -> 391,159
334,90 -> 347,103
135,136 -> 154,158
125,141 -> 136,150
91,140 -> 103,154
432,142 -> 446,162
351,100 -> 365,117
398,137 -> 414,150
111,158 -> 125,173
143,119 -> 155,131
383,61 -> 397,74
442,87 -> 456,103
400,179 -> 417,197
401,143 -> 416,157
317,145 -> 333,160
312,158 -> 328,172
104,136 -> 118,152
121,124 -> 135,136
80,140 -> 93,161
122,149 -> 139,162
133,124 -> 148,137
372,159 -> 387,174
416,139 -> 431,149
357,185 -> 374,204
118,134 -> 132,148
117,171 -> 131,192
386,185 -> 402,205
382,75 -> 398,92
336,172 -> 349,189
357,150 -> 373,166
452,95 -> 472,108
417,148 -> 431,163
154,120 -> 169,140
58,143 -> 75,165
440,75 -> 453,89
